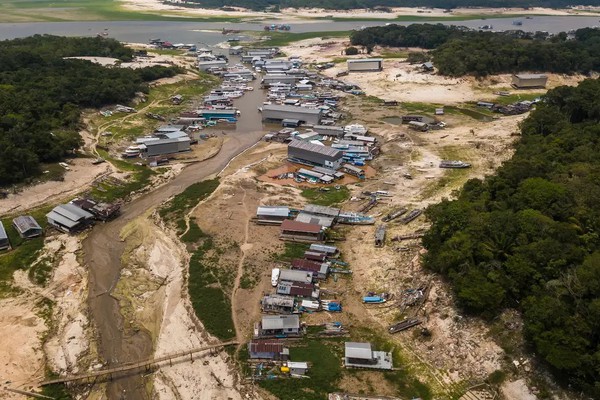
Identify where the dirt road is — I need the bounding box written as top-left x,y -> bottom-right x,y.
83,78 -> 265,399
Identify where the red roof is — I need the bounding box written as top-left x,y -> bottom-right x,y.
292,259 -> 323,272
249,340 -> 285,354
304,251 -> 327,261
280,219 -> 321,234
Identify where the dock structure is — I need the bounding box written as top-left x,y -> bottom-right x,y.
37,341 -> 238,386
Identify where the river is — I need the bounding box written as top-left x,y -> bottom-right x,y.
0,15 -> 599,43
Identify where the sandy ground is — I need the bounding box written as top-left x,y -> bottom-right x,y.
0,235 -> 91,399
117,214 -> 246,399
283,38 -> 587,104
119,0 -> 600,20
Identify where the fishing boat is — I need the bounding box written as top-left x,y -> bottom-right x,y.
337,212 -> 375,225
439,160 -> 471,168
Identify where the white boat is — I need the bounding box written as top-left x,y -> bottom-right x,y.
271,268 -> 280,286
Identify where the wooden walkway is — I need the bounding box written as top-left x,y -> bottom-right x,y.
38,341 -> 238,386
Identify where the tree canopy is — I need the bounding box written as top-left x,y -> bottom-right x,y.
422,79 -> 600,396
0,35 -> 180,186
350,24 -> 600,76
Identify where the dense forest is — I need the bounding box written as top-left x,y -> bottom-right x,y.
350,24 -> 600,76
423,79 -> 600,396
0,35 -> 179,186
183,0 -> 598,11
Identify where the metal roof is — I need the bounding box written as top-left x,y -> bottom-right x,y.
514,73 -> 547,79
291,259 -> 328,274
295,212 -> 335,228
257,206 -> 290,218
46,211 -> 79,228
55,204 -> 94,221
263,104 -> 321,115
277,281 -> 316,297
280,219 -> 322,234
347,58 -> 383,63
0,221 -> 7,241
249,340 -> 285,354
345,342 -> 373,359
144,137 -> 190,146
262,295 -> 295,307
303,204 -> 340,217
288,140 -> 342,158
287,361 -> 309,369
280,269 -> 313,283
12,216 -> 41,234
261,315 -> 300,330
309,244 -> 338,254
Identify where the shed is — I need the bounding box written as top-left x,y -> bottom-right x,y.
347,59 -> 383,72
248,339 -> 289,360
344,342 -> 393,370
0,221 -> 9,250
279,269 -> 314,284
342,163 -> 365,179
512,74 -> 548,88
408,121 -> 429,132
256,206 -> 290,224
288,140 -> 343,170
291,259 -> 329,279
295,212 -> 335,228
258,315 -> 301,337
312,125 -> 345,138
280,219 -> 324,242
263,104 -> 322,125
229,46 -> 243,55
303,250 -> 327,262
287,361 -> 309,376
277,281 -> 320,299
197,59 -> 227,71
47,204 -> 94,233
282,118 -> 301,128
422,61 -> 434,71
12,216 -> 43,239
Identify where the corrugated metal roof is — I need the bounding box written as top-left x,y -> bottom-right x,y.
288,140 -> 341,158
249,340 -> 285,354
287,361 -> 309,369
262,295 -> 294,307
292,259 -> 323,272
295,212 -> 334,228
280,219 -> 322,234
0,221 -> 8,240
55,204 -> 93,221
12,216 -> 42,234
280,269 -> 313,283
257,206 -> 290,218
303,204 -> 340,217
46,211 -> 79,228
347,58 -> 383,63
514,73 -> 547,79
309,244 -> 338,254
345,342 -> 373,359
261,315 -> 299,330
263,104 -> 322,115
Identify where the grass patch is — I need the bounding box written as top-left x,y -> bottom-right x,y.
401,102 -> 438,114
445,105 -> 494,121
181,218 -> 207,243
301,186 -> 350,206
91,152 -> 156,202
159,178 -> 220,233
188,236 -> 235,340
493,92 -> 544,105
256,31 -> 350,47
273,242 -> 310,262
259,339 -> 343,400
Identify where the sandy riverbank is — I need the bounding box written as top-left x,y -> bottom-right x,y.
120,0 -> 600,20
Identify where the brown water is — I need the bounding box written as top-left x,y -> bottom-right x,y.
84,77 -> 265,399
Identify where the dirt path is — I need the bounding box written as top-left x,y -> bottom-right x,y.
230,186 -> 251,345
84,78 -> 266,399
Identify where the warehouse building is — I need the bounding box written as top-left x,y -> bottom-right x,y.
288,140 -> 343,169
295,211 -> 335,227
277,281 -> 320,299
256,315 -> 301,337
512,74 -> 548,88
291,259 -> 329,280
347,58 -> 383,72
47,204 -> 94,233
197,60 -> 227,71
280,219 -> 324,242
312,125 -> 345,138
140,137 -> 191,158
0,221 -> 9,250
279,269 -> 314,284
12,216 -> 43,239
262,104 -> 322,125
262,74 -> 298,86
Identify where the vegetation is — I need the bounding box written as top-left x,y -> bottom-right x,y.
186,0 -> 582,11
273,242 -> 310,261
301,186 -> 350,206
188,235 -> 236,341
259,339 -> 343,400
159,178 -> 220,235
255,31 -> 350,47
351,24 -> 600,76
423,79 -> 600,397
0,35 -> 180,186
345,46 -> 359,55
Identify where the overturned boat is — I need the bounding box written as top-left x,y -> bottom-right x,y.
439,160 -> 471,169
337,212 -> 375,225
